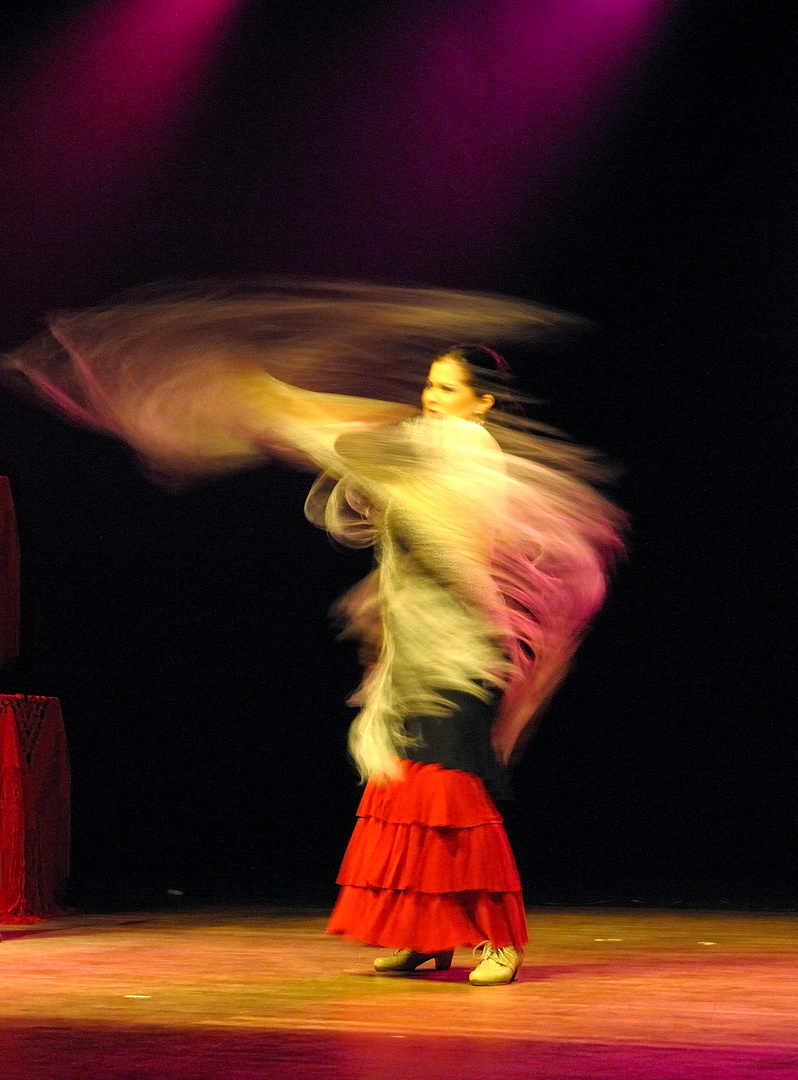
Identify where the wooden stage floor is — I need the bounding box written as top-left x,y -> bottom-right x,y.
1,907 -> 797,1079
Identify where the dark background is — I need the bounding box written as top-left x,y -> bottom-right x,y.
0,0 -> 793,911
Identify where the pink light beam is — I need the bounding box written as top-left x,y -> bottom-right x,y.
0,0 -> 244,289
276,0 -> 678,280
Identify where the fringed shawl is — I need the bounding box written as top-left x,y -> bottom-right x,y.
3,280 -> 625,778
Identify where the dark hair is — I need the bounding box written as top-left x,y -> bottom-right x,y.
443,344 -> 522,413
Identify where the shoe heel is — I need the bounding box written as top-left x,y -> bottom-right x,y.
435,950 -> 454,970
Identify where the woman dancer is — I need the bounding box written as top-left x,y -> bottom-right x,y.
323,345 -> 531,984
3,282 -> 625,985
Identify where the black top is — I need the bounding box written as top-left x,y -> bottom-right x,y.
402,687 -> 512,802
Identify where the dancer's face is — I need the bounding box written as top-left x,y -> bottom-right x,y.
421,357 -> 494,422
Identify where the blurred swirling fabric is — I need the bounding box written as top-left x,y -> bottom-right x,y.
3,279 -> 624,772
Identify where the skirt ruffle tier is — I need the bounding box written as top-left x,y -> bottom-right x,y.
326,760 -> 528,952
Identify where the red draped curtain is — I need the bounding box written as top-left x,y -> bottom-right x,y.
0,696 -> 70,921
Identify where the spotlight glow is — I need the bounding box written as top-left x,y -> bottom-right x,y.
0,0 -> 243,286
278,0 -> 677,279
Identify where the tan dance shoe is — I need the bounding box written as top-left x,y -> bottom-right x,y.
468,942 -> 523,985
373,948 -> 454,973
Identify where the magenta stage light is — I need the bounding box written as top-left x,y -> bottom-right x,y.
273,0 -> 678,281
0,0 -> 244,288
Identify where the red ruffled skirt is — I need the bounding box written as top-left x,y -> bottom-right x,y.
326,760 -> 528,951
